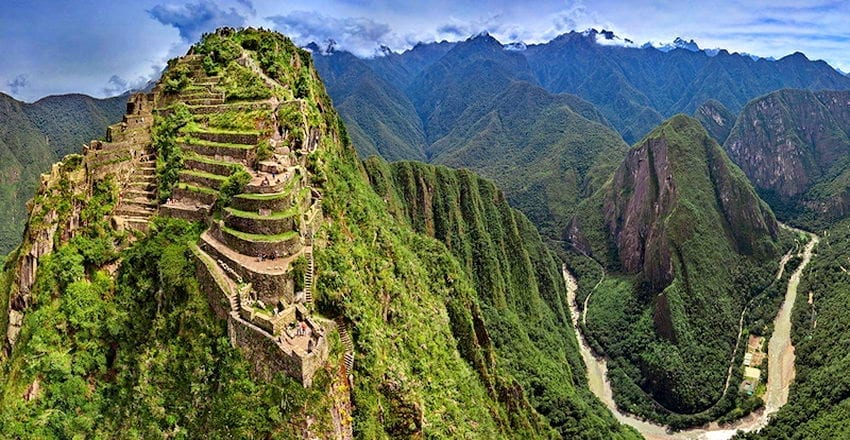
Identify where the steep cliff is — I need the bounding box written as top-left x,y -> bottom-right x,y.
569,115 -> 784,422
724,89 -> 850,226
364,159 -> 640,439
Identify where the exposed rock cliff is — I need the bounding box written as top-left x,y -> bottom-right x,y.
694,99 -> 735,144
724,89 -> 850,225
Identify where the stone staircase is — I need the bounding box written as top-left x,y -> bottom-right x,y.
336,318 -> 355,372
304,249 -> 314,304
157,45 -> 329,386
114,153 -> 157,232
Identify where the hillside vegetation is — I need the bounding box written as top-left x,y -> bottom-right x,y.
0,28 -> 638,439
723,89 -> 850,229
738,219 -> 850,439
364,159 -> 640,438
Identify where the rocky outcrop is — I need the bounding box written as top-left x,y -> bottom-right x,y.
694,99 -> 735,145
724,89 -> 850,223
603,137 -> 676,290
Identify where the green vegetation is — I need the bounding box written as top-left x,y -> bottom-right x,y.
723,89 -> 850,230
162,61 -> 191,94
152,103 -> 191,203
221,225 -> 298,242
0,27 -> 646,439
737,221 -> 850,439
217,169 -> 251,206
218,62 -> 272,102
0,92 -> 124,254
0,217 -> 332,438
364,158 -> 641,439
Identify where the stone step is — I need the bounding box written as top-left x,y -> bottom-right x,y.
223,207 -> 298,236
139,167 -> 156,176
184,156 -> 242,177
231,190 -> 296,212
129,181 -> 156,191
181,140 -> 253,162
199,231 -> 296,302
184,97 -> 226,106
179,170 -> 226,190
187,101 -> 272,115
173,184 -> 218,206
125,187 -> 155,196
115,205 -> 155,217
124,197 -> 158,208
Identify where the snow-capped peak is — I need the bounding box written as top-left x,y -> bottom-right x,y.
503,41 -> 527,51
583,29 -> 638,48
651,37 -> 701,53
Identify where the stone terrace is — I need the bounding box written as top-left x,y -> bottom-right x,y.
156,51 -> 328,386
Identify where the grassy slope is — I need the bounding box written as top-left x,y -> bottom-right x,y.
0,28 -> 636,439
363,158 -> 640,439
430,80 -> 628,239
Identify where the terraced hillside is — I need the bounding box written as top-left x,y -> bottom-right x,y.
145,39 -> 329,385
0,28 -> 646,438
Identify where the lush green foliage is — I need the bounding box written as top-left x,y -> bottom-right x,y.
217,169 -> 251,206
364,158 -> 641,439
737,221 -> 850,439
723,89 -> 850,230
570,116 -> 788,425
152,103 -> 191,203
0,218 -> 334,438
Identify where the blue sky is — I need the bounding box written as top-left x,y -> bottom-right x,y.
2,0 -> 849,101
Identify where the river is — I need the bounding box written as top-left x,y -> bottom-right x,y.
563,230 -> 818,439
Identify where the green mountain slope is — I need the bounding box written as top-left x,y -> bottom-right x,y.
724,89 -> 850,228
568,115 -> 785,424
312,49 -> 427,161
429,80 -> 628,238
363,159 -> 640,439
0,93 -> 124,254
0,28 -> 637,439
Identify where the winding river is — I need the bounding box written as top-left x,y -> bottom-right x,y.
564,230 -> 818,440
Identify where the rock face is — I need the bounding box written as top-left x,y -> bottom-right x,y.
604,136 -> 676,290
724,89 -> 850,224
694,99 -> 735,144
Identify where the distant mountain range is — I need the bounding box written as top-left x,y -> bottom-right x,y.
0,93 -> 125,254
313,29 -> 850,151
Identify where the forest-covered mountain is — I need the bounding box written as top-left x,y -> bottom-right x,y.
723,89 -> 850,228
567,115 -> 787,423
0,93 -> 125,254
0,28 -> 639,439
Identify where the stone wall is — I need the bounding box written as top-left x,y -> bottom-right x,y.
232,193 -> 294,212
200,237 -> 294,301
213,222 -> 302,258
224,211 -> 297,236
181,142 -> 252,162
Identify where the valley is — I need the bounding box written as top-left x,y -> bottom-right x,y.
565,226 -> 818,439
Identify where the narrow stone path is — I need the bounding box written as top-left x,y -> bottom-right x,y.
565,226 -> 819,439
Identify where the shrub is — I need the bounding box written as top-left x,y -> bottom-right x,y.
218,169 -> 252,206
